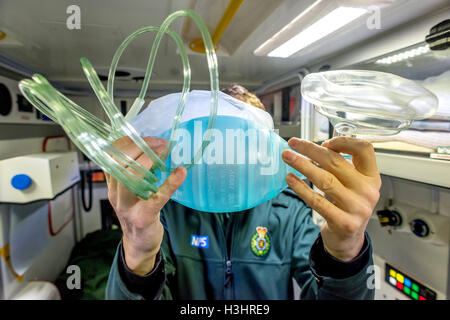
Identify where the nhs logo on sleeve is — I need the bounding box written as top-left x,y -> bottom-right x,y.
191,235 -> 209,248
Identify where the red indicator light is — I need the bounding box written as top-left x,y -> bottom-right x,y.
419,296 -> 426,300
396,282 -> 403,290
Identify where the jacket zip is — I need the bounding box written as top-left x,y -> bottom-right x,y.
225,260 -> 232,285
223,213 -> 234,299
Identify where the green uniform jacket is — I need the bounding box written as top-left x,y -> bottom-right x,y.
106,189 -> 375,300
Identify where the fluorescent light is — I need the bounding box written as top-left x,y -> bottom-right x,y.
254,0 -> 323,56
267,7 -> 367,58
375,45 -> 430,64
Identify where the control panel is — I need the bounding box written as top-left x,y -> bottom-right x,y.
385,263 -> 437,300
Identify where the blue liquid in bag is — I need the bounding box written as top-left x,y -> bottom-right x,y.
155,115 -> 304,213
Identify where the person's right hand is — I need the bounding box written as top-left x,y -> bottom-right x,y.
105,136 -> 186,275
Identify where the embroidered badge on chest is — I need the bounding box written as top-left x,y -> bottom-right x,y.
251,226 -> 270,257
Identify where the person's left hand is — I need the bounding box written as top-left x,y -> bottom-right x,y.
282,137 -> 381,262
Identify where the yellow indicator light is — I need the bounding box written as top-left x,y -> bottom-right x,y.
389,269 -> 396,278
396,273 -> 404,283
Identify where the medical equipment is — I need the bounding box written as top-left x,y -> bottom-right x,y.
301,9 -> 450,298
131,90 -> 304,212
0,188 -> 76,300
0,152 -> 79,203
17,9 -> 304,213
369,176 -> 450,300
301,70 -> 439,136
17,9 -> 217,200
0,146 -> 79,299
18,9 -> 218,200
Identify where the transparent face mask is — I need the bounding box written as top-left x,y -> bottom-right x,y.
18,9 -> 303,213
301,70 -> 439,136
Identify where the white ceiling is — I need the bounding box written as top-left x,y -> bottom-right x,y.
0,0 -> 448,95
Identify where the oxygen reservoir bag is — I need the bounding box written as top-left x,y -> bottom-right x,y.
130,90 -> 304,212
18,9 -> 303,213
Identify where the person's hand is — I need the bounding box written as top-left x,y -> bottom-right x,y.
282,137 -> 381,262
105,136 -> 186,275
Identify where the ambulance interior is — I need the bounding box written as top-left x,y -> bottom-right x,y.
0,0 -> 449,300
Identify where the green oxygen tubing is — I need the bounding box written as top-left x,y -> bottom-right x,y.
18,9 -> 219,199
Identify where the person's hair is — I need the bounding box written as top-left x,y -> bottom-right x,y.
222,84 -> 266,111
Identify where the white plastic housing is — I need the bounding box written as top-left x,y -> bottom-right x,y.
0,152 -> 80,203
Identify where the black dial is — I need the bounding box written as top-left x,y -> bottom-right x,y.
410,219 -> 430,238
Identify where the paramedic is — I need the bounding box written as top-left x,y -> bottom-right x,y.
105,84 -> 381,300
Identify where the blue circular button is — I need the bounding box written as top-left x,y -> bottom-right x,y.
11,174 -> 32,190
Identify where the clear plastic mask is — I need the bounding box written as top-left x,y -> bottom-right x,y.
301,70 -> 439,136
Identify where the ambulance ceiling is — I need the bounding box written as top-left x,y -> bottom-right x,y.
0,0 -> 448,95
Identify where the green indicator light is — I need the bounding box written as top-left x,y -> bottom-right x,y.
411,291 -> 419,300
412,283 -> 419,292
404,287 -> 411,295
